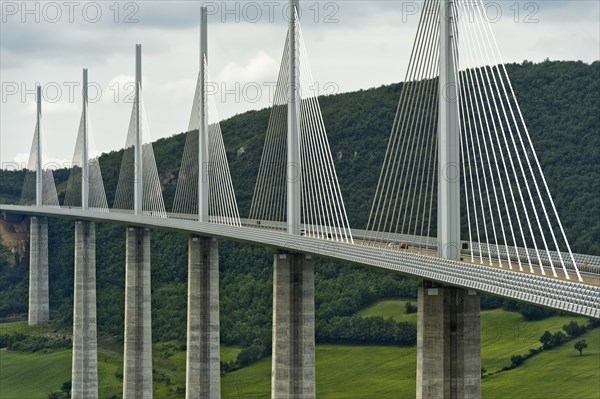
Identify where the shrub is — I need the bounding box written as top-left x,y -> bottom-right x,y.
574,340 -> 588,356
405,302 -> 417,314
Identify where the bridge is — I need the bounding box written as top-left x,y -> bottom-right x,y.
1,0 -> 598,398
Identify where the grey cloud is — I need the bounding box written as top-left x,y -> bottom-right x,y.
1,0 -> 598,165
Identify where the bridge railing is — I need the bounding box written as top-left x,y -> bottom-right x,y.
11,202 -> 600,276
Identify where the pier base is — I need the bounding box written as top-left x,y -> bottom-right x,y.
186,236 -> 220,399
28,216 -> 49,325
271,252 -> 315,399
123,227 -> 153,399
71,221 -> 98,399
416,284 -> 481,399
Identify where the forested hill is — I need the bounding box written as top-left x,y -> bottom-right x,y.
209,60 -> 600,253
2,60 -> 597,254
0,60 -> 598,348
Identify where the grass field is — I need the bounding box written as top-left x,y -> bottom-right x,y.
1,306 -> 598,399
0,321 -> 59,335
358,299 -> 589,373
0,349 -> 72,399
221,345 -> 418,399
0,336 -> 241,399
221,328 -> 599,399
483,328 -> 600,399
356,299 -> 418,324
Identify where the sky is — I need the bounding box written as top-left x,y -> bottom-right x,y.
1,0 -> 598,168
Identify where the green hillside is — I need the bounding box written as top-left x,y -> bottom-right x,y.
227,325 -> 600,399
483,328 -> 600,399
1,60 -> 598,249
0,350 -> 73,399
2,310 -> 597,399
358,300 -> 593,374
0,60 -> 599,397
0,328 -> 241,399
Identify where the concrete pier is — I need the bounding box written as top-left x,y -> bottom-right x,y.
271,252 -> 315,399
28,216 -> 49,325
186,236 -> 220,399
416,284 -> 481,399
71,221 -> 98,399
123,227 -> 153,399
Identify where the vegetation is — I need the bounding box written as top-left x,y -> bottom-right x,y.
357,300 -> 596,374
405,301 -> 417,314
223,313 -> 600,398
0,350 -> 73,399
0,332 -> 71,353
574,339 -> 588,356
0,304 -> 597,398
0,320 -> 600,399
0,60 -> 598,397
540,330 -> 568,350
47,382 -> 71,399
0,322 -> 243,399
482,329 -> 600,399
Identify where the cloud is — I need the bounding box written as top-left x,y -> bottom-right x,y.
1,0 -> 598,166
12,152 -> 30,166
11,151 -> 70,170
153,77 -> 197,108
101,74 -> 135,103
217,51 -> 279,86
26,99 -> 77,115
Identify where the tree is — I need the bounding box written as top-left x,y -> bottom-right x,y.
549,331 -> 567,349
563,321 -> 586,338
47,381 -> 71,399
574,340 -> 588,356
519,304 -> 556,320
540,331 -> 552,350
510,355 -> 525,368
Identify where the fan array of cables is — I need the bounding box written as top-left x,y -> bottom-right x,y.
172,56 -> 241,226
366,0 -> 581,281
63,106 -> 109,211
113,87 -> 167,217
366,0 -> 440,250
249,11 -> 353,243
453,0 -> 580,280
248,35 -> 288,227
16,0 -> 582,281
20,113 -> 60,207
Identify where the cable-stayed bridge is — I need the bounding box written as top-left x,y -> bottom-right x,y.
1,1 -> 598,398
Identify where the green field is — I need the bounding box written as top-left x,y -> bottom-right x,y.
1,306 -> 598,399
0,321 -> 58,335
0,350 -> 72,399
0,338 -> 241,399
357,299 -> 418,324
221,345 -> 417,399
219,302 -> 598,398
221,330 -> 600,399
484,328 -> 600,399
358,300 -> 590,373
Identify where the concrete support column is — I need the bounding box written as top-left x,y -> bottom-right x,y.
28,216 -> 49,325
71,221 -> 98,399
271,252 -> 315,399
186,236 -> 220,399
123,227 -> 152,399
416,284 -> 481,399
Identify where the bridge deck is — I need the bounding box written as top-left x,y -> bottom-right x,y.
359,240 -> 599,287
1,205 -> 599,318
